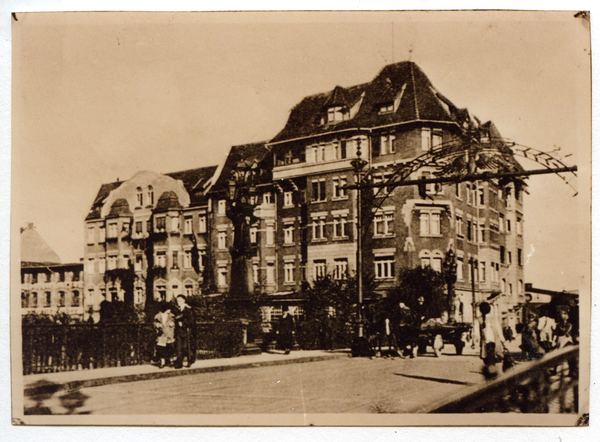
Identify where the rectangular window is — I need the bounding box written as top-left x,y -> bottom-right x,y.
193,216 -> 205,234
457,257 -> 464,280
99,256 -> 106,274
374,213 -> 394,236
284,262 -> 295,283
172,251 -> 179,269
467,220 -> 472,241
184,250 -> 192,269
516,217 -> 523,235
45,291 -> 52,307
87,227 -> 95,244
155,217 -> 166,232
58,291 -> 65,307
107,222 -> 118,238
263,192 -> 273,205
252,263 -> 259,284
320,145 -> 326,162
466,184 -> 471,205
455,183 -> 461,199
284,224 -> 294,244
218,267 -> 227,287
480,262 -> 486,282
266,262 -> 275,284
421,128 -> 431,151
500,246 -> 506,264
375,257 -> 395,279
499,214 -> 505,232
380,134 -> 396,154
333,215 -> 348,238
135,255 -> 143,272
508,251 -> 512,264
314,260 -> 326,279
312,179 -> 327,202
479,223 -> 486,243
266,225 -> 274,245
156,251 -> 166,268
30,292 -> 38,308
432,129 -> 442,149
284,191 -> 293,207
456,216 -> 463,237
250,227 -> 257,244
87,258 -> 94,274
312,218 -> 325,240
332,177 -> 347,199
72,291 -> 80,307
507,219 -> 512,233
98,226 -> 105,243
420,212 -> 440,236
171,216 -> 180,233
334,259 -> 348,280
218,232 -> 227,250
431,257 -> 442,272
218,200 -> 226,215
135,221 -> 143,235
518,249 -> 523,266
478,187 -> 485,206
340,140 -> 347,159
184,217 -> 193,234
21,292 -> 29,309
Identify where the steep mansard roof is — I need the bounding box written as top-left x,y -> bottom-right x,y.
86,165 -> 218,221
270,61 -> 465,143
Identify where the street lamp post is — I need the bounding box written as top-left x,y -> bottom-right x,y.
226,160 -> 258,309
469,257 -> 478,323
351,138 -> 368,338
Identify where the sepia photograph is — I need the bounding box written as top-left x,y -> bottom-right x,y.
9,9 -> 591,427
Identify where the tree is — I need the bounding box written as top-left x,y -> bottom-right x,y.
383,266 -> 447,321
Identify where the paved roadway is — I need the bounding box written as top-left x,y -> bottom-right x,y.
77,350 -> 488,414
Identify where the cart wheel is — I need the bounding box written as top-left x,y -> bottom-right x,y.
455,341 -> 464,355
433,334 -> 444,357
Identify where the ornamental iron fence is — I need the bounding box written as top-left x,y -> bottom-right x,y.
425,345 -> 579,413
22,321 -> 248,375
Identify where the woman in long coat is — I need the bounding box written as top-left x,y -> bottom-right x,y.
154,301 -> 176,368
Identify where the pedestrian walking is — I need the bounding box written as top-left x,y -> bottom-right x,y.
154,301 -> 176,368
278,308 -> 295,354
173,295 -> 196,369
554,305 -> 573,349
477,302 -> 506,379
537,305 -> 556,352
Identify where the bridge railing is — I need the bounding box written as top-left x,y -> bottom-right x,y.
21,321 -> 248,375
424,345 -> 579,413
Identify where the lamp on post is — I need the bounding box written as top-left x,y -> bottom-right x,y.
350,137 -> 368,339
469,256 -> 478,323
442,249 -> 457,321
225,159 -> 258,307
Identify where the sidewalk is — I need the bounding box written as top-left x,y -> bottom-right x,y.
24,350 -> 347,396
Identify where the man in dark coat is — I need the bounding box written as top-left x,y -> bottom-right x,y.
173,295 -> 196,368
278,308 -> 295,354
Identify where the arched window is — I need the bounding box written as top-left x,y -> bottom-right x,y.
147,186 -> 154,206
419,250 -> 431,268
136,187 -> 143,207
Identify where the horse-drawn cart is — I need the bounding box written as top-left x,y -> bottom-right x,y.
417,321 -> 472,357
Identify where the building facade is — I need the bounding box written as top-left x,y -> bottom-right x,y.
80,61 -> 525,328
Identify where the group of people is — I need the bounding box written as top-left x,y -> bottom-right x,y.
153,295 -> 196,369
476,301 -> 576,379
519,303 -> 575,360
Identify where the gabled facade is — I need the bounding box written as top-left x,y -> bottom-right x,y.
83,167 -> 217,321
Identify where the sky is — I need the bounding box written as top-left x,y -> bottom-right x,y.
11,10 -> 590,293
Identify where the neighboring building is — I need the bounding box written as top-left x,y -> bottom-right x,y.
266,61 -> 525,326
83,167 -> 216,320
20,223 -> 85,320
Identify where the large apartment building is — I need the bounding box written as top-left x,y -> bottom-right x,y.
81,61 -> 525,328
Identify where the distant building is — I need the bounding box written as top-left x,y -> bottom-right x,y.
20,223 -> 85,320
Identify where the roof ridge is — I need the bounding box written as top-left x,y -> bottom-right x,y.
410,62 -> 420,120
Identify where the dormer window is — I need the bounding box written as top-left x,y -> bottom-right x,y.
379,103 -> 394,114
136,187 -> 143,207
147,186 -> 154,206
327,106 -> 347,123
